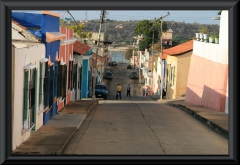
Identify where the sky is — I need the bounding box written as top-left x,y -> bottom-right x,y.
13,10 -> 221,25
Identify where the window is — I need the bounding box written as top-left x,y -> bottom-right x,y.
72,63 -> 77,90
49,65 -> 54,109
23,68 -> 37,130
68,61 -> 73,90
43,62 -> 49,110
62,64 -> 67,104
39,61 -> 48,110
167,64 -> 171,83
57,61 -> 62,98
172,67 -> 175,86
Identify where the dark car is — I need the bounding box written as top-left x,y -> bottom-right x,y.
112,61 -> 117,66
130,71 -> 139,79
127,65 -> 132,69
95,84 -> 108,99
104,71 -> 113,79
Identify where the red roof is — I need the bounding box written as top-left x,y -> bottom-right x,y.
73,40 -> 91,55
162,40 -> 193,56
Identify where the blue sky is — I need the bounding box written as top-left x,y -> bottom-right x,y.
13,10 -> 221,25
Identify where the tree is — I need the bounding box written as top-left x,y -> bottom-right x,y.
125,48 -> 133,60
63,23 -> 92,41
134,20 -> 168,51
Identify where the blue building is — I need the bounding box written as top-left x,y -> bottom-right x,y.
12,11 -> 65,124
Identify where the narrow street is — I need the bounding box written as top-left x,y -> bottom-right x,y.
63,64 -> 228,155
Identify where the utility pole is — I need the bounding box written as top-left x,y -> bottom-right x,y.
138,46 -> 141,84
159,12 -> 170,100
151,30 -> 154,95
92,10 -> 105,100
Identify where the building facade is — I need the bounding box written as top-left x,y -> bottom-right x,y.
12,20 -> 46,150
185,11 -> 228,113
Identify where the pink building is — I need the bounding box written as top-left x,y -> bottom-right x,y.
185,11 -> 228,113
57,27 -> 77,111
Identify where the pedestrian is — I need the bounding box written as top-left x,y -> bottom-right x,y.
127,84 -> 131,97
145,88 -> 149,97
116,84 -> 122,99
142,88 -> 145,97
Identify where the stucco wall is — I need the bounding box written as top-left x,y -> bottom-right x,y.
166,55 -> 177,99
12,44 -> 45,150
185,11 -> 228,113
175,52 -> 192,98
59,27 -> 75,107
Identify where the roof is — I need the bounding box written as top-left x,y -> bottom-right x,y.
12,19 -> 42,48
42,11 -> 61,18
12,19 -> 27,30
73,40 -> 91,55
162,40 -> 193,56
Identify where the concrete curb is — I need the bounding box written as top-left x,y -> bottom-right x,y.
167,102 -> 228,139
58,100 -> 99,154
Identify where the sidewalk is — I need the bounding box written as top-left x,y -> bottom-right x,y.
12,99 -> 98,155
150,95 -> 228,140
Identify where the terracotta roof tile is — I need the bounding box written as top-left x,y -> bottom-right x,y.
73,40 -> 91,55
162,40 -> 193,56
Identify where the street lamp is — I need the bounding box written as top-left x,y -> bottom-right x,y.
159,12 -> 170,100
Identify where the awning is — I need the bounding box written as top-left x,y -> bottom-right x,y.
46,32 -> 65,43
60,38 -> 77,46
24,63 -> 36,70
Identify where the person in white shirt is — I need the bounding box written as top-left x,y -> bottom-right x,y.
127,84 -> 131,97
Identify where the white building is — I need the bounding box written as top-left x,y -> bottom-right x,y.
12,20 -> 46,150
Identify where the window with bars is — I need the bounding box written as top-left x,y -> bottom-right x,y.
57,61 -> 62,98
172,67 -> 175,86
73,63 -> 77,90
68,61 -> 73,90
62,65 -> 67,104
167,64 -> 171,83
78,67 -> 82,90
43,62 -> 49,109
23,68 -> 37,130
49,65 -> 54,109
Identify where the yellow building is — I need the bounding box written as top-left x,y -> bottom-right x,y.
163,40 -> 193,99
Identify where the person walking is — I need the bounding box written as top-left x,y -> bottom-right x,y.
145,87 -> 149,97
127,84 -> 131,97
116,84 -> 122,99
142,87 -> 145,97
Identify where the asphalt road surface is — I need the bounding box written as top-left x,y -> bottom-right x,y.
63,64 -> 228,155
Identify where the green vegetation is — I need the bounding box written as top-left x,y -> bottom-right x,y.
210,31 -> 219,38
61,22 -> 92,41
199,25 -> 208,34
64,19 -> 219,48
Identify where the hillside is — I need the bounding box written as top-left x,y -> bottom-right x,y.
64,19 -> 220,47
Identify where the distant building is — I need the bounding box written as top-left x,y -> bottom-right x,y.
162,29 -> 173,47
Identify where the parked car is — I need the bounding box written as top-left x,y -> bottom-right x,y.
127,65 -> 132,69
112,61 -> 117,66
104,71 -> 113,79
95,84 -> 108,99
130,71 -> 139,79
